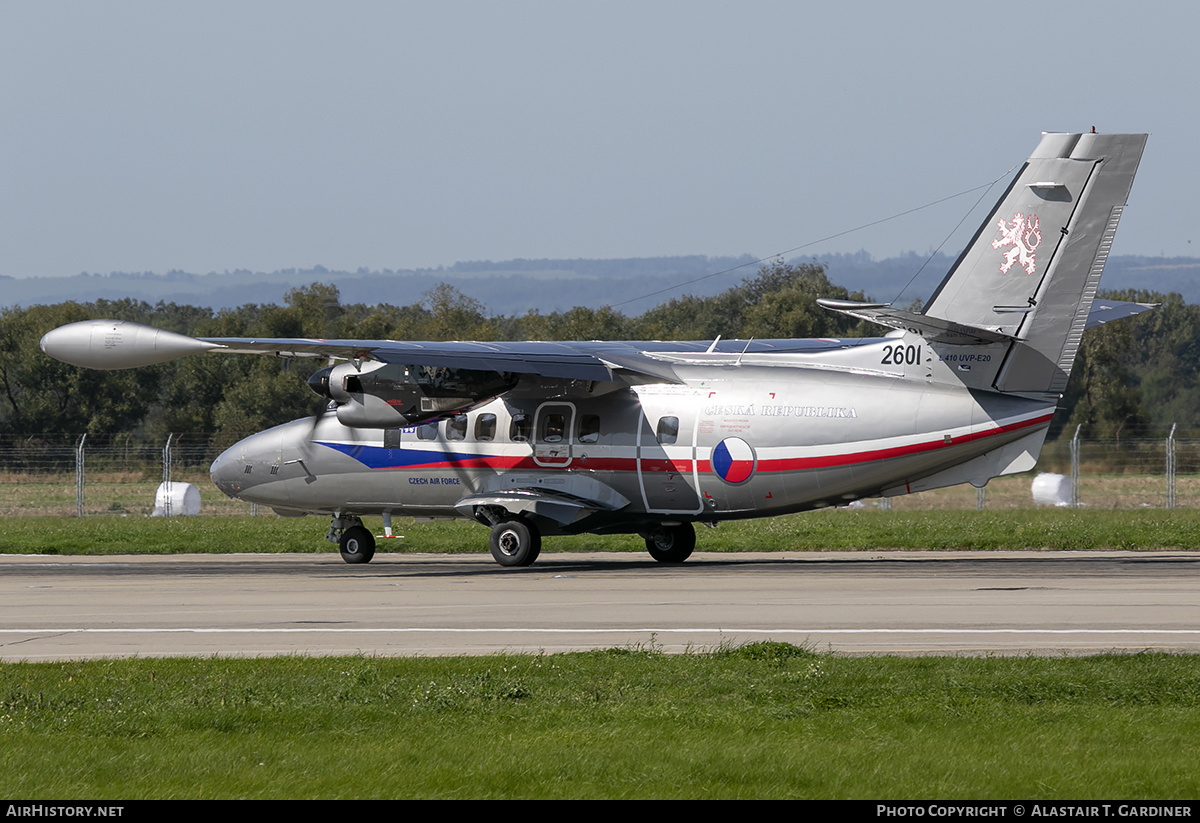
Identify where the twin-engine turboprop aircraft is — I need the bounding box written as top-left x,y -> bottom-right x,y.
42,132 -> 1151,568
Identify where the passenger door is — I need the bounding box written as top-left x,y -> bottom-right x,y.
533,402 -> 574,468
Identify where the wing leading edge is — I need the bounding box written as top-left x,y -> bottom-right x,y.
205,336 -> 700,383
43,319 -> 866,384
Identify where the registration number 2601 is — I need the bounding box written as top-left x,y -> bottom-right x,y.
881,344 -> 922,366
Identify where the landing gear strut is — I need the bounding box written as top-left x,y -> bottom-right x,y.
489,519 -> 541,567
644,522 -> 695,563
327,515 -> 376,564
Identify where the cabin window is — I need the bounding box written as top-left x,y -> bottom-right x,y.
475,413 -> 497,442
510,413 -> 531,442
656,416 -> 679,445
541,413 -> 567,443
447,414 -> 468,441
417,421 -> 438,440
578,414 -> 600,444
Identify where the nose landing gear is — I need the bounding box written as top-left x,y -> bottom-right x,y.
327,515 -> 376,564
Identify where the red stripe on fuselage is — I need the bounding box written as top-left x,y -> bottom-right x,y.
367,412 -> 1051,475
751,411 -> 1053,473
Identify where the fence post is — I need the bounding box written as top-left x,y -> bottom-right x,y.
1167,423 -> 1177,510
162,433 -> 174,518
976,486 -> 985,510
1070,424 -> 1082,508
75,433 -> 87,517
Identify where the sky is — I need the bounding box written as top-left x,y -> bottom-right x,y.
2,1 -> 1196,285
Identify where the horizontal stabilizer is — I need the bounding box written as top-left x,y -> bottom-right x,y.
816,299 -> 1010,345
818,296 -> 1157,342
1085,298 -> 1157,329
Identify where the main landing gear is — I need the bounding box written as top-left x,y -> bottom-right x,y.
643,522 -> 696,563
489,519 -> 542,567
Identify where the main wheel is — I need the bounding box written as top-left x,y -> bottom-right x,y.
645,522 -> 695,563
489,519 -> 541,567
339,525 -> 376,564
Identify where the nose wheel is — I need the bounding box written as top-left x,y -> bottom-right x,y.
336,522 -> 376,564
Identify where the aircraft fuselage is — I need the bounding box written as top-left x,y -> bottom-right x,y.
210,332 -> 1054,534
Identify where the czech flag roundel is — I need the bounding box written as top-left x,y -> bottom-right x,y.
712,437 -> 756,484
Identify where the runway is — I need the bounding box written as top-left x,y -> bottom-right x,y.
2,551 -> 1198,660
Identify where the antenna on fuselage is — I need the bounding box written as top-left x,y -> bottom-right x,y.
705,335 -> 722,354
736,338 -> 755,366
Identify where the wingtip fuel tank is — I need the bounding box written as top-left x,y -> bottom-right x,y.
39,319 -> 222,370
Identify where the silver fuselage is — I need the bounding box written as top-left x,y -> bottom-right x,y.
210,332 -> 1053,534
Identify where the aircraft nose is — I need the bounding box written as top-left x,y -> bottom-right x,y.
209,419 -> 315,502
209,427 -> 284,498
210,443 -> 246,498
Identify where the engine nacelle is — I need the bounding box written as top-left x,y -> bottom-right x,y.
308,360 -> 517,427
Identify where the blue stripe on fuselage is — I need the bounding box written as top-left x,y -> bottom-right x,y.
315,441 -> 483,469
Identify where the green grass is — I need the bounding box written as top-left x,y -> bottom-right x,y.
9,468 -> 1200,517
2,508 -> 1199,556
2,646 -> 1199,798
0,470 -> 252,518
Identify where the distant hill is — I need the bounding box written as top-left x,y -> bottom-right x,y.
816,252 -> 1200,305
4,252 -> 1196,315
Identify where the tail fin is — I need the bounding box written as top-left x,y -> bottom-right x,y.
923,132 -> 1147,394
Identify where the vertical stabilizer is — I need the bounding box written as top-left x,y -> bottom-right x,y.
922,133 -> 1147,394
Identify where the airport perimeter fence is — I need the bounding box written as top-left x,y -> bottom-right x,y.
0,429 -> 1198,517
0,432 -> 256,517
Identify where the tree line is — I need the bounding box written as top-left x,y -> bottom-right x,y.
1,261 -> 1195,444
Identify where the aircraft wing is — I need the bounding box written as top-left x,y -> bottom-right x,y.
39,320 -> 684,383
206,336 -> 624,381
199,335 -> 878,383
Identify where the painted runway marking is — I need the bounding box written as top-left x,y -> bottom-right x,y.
6,628 -> 1200,636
